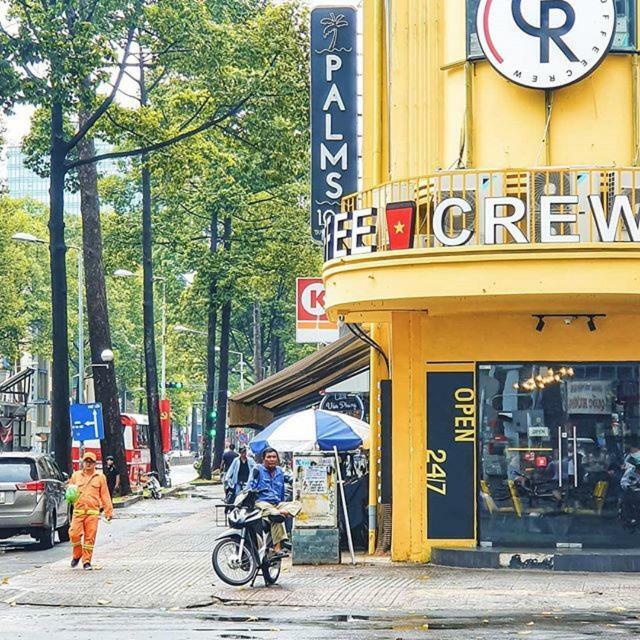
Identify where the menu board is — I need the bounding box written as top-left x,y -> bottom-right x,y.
293,454 -> 337,528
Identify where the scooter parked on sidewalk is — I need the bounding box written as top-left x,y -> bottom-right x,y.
212,489 -> 287,587
139,470 -> 162,500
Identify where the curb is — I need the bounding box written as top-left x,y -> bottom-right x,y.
113,494 -> 144,509
113,481 -> 193,509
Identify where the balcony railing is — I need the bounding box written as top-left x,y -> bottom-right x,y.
341,168 -> 640,252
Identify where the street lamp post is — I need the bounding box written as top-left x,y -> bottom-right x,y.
114,269 -> 167,399
13,233 -> 84,403
174,325 -> 246,390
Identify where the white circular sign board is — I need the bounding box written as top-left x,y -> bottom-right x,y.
477,0 -> 616,90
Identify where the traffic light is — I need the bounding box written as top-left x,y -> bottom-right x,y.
209,428 -> 217,438
167,381 -> 184,389
209,409 -> 217,420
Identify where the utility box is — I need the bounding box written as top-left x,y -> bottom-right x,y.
292,527 -> 340,565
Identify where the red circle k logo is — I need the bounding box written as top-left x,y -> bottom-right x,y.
477,0 -> 616,90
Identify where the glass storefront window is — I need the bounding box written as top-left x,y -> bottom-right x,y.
479,362 -> 640,548
467,0 -> 637,59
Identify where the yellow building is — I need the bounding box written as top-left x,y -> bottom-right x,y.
323,0 -> 640,565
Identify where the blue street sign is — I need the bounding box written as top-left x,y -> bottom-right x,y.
70,403 -> 105,442
310,7 -> 358,245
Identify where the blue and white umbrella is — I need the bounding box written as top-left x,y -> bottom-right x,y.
249,408 -> 370,455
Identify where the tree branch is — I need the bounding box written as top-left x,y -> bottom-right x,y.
66,24 -> 136,151
68,97 -> 246,170
66,52 -> 280,170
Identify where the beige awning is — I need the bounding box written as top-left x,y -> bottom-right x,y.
228,333 -> 370,429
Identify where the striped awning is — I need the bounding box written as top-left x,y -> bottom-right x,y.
228,333 -> 370,429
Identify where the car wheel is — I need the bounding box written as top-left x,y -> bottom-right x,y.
36,511 -> 56,550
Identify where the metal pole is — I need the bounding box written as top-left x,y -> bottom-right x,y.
334,446 -> 355,565
77,249 -> 84,404
239,354 -> 245,391
160,279 -> 166,400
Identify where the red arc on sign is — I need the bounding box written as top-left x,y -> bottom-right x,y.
385,201 -> 416,251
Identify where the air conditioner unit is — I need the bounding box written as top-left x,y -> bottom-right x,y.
596,170 -> 640,241
532,171 -> 573,242
424,173 -> 486,247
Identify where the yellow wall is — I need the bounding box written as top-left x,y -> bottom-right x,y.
374,1 -> 639,175
348,0 -> 640,561
390,310 -> 640,562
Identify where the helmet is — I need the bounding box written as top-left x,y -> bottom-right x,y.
65,484 -> 79,505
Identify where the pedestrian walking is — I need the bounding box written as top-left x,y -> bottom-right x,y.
221,443 -> 238,473
250,447 -> 301,557
68,451 -> 113,570
224,446 -> 256,499
104,455 -> 120,498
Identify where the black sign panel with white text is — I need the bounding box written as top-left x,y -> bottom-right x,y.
426,371 -> 476,541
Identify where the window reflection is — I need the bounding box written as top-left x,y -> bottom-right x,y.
479,363 -> 640,547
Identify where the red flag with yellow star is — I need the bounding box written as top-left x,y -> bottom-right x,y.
385,201 -> 416,250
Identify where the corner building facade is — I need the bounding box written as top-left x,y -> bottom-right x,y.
323,1 -> 640,562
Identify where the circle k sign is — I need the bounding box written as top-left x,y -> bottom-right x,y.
477,0 -> 616,90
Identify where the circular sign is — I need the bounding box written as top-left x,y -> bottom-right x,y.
300,281 -> 326,318
477,0 -> 616,90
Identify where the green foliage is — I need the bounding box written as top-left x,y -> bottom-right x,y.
0,197 -> 51,358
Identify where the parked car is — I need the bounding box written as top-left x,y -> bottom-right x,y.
0,452 -> 71,549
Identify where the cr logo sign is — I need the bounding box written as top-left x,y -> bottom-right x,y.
477,0 -> 616,89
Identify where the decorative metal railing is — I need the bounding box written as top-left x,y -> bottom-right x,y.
341,168 -> 640,252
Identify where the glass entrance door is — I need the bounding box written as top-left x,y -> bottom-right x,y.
479,363 -> 640,548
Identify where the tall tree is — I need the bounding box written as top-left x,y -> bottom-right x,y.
77,125 -> 130,494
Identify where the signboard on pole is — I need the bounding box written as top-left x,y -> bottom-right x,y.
293,453 -> 338,528
159,398 -> 172,453
310,6 -> 358,243
296,278 -> 339,344
70,403 -> 104,443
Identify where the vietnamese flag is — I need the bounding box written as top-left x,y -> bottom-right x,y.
386,201 -> 416,250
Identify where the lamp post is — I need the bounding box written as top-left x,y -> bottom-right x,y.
114,269 -> 167,399
174,325 -> 246,390
13,233 -> 84,403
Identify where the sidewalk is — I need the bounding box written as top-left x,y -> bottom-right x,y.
2,487 -> 640,616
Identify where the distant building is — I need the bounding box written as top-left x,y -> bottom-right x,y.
6,142 -> 119,214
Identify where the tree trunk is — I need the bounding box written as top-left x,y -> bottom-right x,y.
212,217 -> 232,470
201,209 -> 218,479
77,127 -> 131,495
49,101 -> 72,474
253,301 -> 263,383
141,160 -> 165,486
139,55 -> 165,486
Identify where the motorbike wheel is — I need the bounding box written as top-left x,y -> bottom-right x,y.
262,555 -> 282,585
212,537 -> 258,586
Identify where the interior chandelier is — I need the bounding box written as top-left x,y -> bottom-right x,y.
513,366 -> 575,392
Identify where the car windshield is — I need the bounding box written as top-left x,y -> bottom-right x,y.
0,459 -> 38,482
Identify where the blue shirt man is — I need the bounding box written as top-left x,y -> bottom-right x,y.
249,447 -> 301,555
250,459 -> 285,504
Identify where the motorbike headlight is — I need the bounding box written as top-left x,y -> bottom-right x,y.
228,508 -> 245,526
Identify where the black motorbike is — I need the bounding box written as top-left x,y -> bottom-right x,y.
212,489 -> 286,587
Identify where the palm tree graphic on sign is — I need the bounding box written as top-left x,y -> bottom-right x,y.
319,12 -> 351,53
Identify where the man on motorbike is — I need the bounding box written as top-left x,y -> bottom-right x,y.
250,447 -> 301,557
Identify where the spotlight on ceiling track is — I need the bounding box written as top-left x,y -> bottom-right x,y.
535,316 -> 545,333
587,316 -> 597,332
